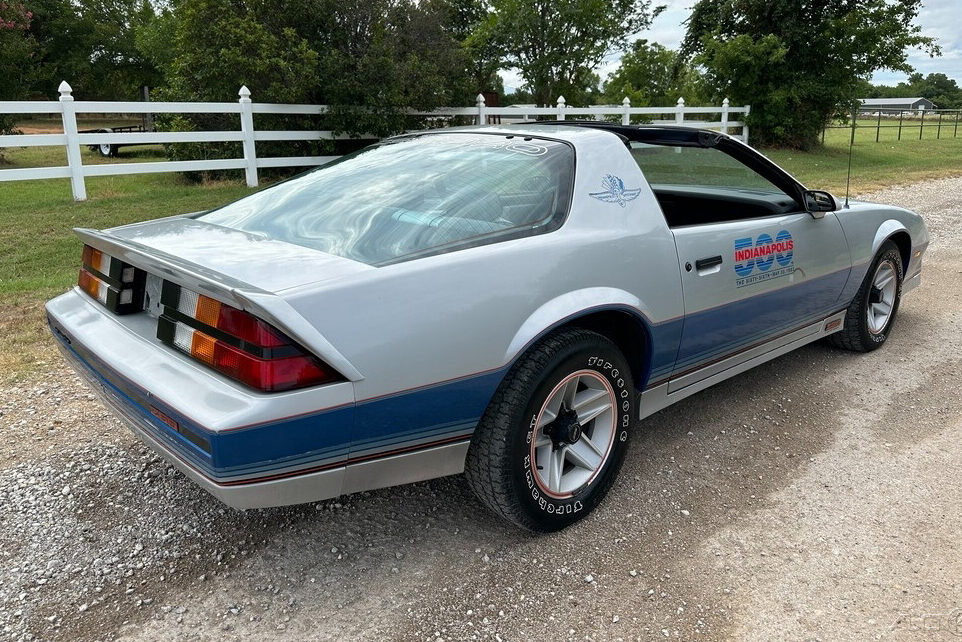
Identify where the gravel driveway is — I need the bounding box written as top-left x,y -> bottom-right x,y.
2,178 -> 961,642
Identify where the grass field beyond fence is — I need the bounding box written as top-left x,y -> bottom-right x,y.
1,129 -> 961,379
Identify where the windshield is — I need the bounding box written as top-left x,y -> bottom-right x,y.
199,133 -> 574,265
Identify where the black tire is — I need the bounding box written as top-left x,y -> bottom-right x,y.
98,129 -> 115,157
464,328 -> 634,532
830,240 -> 903,352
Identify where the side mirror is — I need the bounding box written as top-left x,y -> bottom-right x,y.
804,190 -> 838,218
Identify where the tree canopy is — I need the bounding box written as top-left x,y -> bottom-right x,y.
0,1 -> 35,136
1,0 -> 949,151
602,39 -> 705,107
477,0 -> 662,106
683,0 -> 939,148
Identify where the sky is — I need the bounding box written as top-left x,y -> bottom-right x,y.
500,0 -> 962,95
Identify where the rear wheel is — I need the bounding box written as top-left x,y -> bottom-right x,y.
465,328 -> 634,532
830,240 -> 903,352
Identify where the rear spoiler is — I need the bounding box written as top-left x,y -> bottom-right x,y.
74,227 -> 364,382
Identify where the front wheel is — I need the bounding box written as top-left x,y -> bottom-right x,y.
830,240 -> 903,352
464,328 -> 635,532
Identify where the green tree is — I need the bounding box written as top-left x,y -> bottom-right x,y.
312,0 -> 473,136
906,72 -> 962,109
153,0 -> 320,175
431,0 -> 503,101
156,0 -> 477,175
0,1 -> 36,145
22,0 -> 93,97
683,0 -> 938,148
477,0 -> 663,106
602,39 -> 706,106
162,0 -> 318,104
23,0 -> 162,99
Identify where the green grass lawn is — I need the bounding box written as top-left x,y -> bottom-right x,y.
765,118 -> 962,193
1,126 -> 961,378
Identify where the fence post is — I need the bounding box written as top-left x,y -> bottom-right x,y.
556,95 -> 566,120
476,93 -> 486,126
742,105 -> 750,144
919,109 -> 925,140
898,111 -> 903,140
675,97 -> 685,124
59,81 -> 87,202
876,110 -> 881,143
622,97 -> 631,126
238,86 -> 258,187
720,98 -> 730,135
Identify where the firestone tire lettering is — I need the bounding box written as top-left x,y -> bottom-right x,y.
464,328 -> 636,532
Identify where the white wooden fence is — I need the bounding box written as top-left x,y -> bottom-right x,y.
0,81 -> 750,202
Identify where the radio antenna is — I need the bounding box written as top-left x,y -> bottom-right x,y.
844,101 -> 857,208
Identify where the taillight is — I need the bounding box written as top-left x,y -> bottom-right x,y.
78,244 -> 145,314
156,282 -> 340,392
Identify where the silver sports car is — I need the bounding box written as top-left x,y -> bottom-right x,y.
46,123 -> 928,531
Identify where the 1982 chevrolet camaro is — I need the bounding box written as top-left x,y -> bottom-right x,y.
46,123 -> 928,531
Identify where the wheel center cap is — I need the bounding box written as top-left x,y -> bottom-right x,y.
549,409 -> 582,445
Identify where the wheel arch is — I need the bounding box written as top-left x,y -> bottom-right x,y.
885,230 -> 912,275
872,220 -> 911,272
564,310 -> 651,392
503,290 -> 654,393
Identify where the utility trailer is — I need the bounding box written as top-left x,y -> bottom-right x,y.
81,122 -> 151,157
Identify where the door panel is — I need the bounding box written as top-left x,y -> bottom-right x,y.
669,211 -> 850,390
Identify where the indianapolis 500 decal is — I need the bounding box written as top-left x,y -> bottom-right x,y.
733,230 -> 795,288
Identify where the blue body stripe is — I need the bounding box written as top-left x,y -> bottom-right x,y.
674,269 -> 850,371
212,409 -> 353,476
647,318 -> 685,383
52,268 -> 856,486
352,369 -> 507,454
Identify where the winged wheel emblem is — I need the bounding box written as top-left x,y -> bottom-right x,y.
589,174 -> 642,208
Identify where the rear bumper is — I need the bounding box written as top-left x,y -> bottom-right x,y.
46,289 -> 470,509
51,331 -> 346,507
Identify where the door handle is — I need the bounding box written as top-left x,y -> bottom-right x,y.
695,255 -> 723,270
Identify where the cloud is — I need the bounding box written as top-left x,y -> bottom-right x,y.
873,0 -> 962,85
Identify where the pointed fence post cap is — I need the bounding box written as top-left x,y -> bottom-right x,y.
723,97 -> 730,106
238,85 -> 251,99
676,97 -> 685,106
622,97 -> 631,106
476,93 -> 486,106
557,95 -> 566,106
58,81 -> 72,97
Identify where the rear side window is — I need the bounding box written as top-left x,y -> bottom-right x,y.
630,142 -> 785,192
629,141 -> 799,226
200,133 -> 574,265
